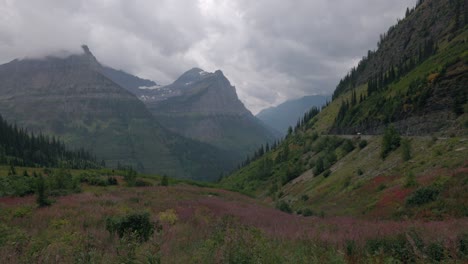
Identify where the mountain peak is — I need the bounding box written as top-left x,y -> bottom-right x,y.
174,67 -> 211,85
81,44 -> 91,54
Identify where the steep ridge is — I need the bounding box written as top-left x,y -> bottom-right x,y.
145,68 -> 278,160
256,95 -> 330,136
0,46 -> 234,181
221,0 -> 468,219
330,0 -> 467,134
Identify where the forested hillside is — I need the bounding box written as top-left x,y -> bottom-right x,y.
329,0 -> 467,135
222,0 -> 468,220
0,115 -> 98,169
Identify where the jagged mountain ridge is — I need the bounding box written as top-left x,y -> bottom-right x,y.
0,46 -> 235,181
144,68 -> 278,159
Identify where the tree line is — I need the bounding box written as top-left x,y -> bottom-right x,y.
0,115 -> 99,169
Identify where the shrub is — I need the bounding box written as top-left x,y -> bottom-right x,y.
323,169 -> 331,178
36,174 -> 51,207
357,168 -> 364,176
124,168 -> 137,187
378,184 -> 387,191
135,179 -> 152,187
381,125 -> 401,159
276,201 -> 292,214
458,234 -> 468,258
406,186 -> 439,206
346,240 -> 357,257
313,157 -> 324,175
301,194 -> 309,201
106,212 -> 157,242
160,175 -> 169,186
302,208 -> 314,217
158,209 -> 178,225
342,139 -> 355,154
359,140 -> 368,149
365,234 -> 415,262
426,242 -> 445,262
401,138 -> 412,161
107,176 -> 118,185
404,171 -> 418,188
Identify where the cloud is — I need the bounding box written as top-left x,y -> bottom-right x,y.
0,0 -> 416,113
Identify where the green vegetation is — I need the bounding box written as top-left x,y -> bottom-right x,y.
106,212 -> 159,242
35,174 -> 51,207
401,138 -> 412,161
381,126 -> 401,159
0,115 -> 99,169
406,186 -> 440,206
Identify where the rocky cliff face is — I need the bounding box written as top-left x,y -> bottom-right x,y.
145,68 -> 278,158
0,46 -> 235,181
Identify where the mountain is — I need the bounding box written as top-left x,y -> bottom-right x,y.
330,0 -> 467,135
100,66 -> 161,99
222,0 -> 467,219
256,95 -> 330,135
0,46 -> 234,181
144,68 -> 279,160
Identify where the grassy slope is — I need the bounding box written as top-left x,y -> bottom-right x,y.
1,168 -> 467,263
221,29 -> 468,219
332,28 -> 468,133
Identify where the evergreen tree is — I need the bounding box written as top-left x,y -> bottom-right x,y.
161,175 -> 169,186
381,126 -> 401,159
36,173 -> 51,207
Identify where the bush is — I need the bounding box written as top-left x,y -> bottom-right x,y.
276,201 -> 292,214
357,168 -> 364,176
106,212 -> 157,242
0,175 -> 35,197
160,175 -> 169,186
346,240 -> 357,257
458,234 -> 468,258
401,138 -> 412,161
365,234 -> 415,262
406,186 -> 439,206
404,171 -> 418,188
323,169 -> 331,178
158,209 -> 178,225
381,125 -> 401,159
301,194 -> 309,201
341,139 -> 355,154
135,179 -> 152,187
313,157 -> 324,175
36,174 -> 51,207
302,208 -> 314,217
107,177 -> 118,185
426,242 -> 445,262
124,168 -> 137,187
359,140 -> 368,149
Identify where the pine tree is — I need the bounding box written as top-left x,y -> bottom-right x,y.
36,173 -> 51,207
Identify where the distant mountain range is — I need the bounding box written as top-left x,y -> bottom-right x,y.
256,95 -> 330,135
0,46 -> 239,181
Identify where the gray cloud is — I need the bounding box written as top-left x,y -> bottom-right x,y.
0,0 -> 416,113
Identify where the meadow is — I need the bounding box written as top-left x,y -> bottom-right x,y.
0,168 -> 467,263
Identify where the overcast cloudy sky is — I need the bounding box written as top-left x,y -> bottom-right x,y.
0,0 -> 416,113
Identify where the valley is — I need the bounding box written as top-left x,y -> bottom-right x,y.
0,0 -> 467,263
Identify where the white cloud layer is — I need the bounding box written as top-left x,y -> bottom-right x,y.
0,0 -> 416,113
